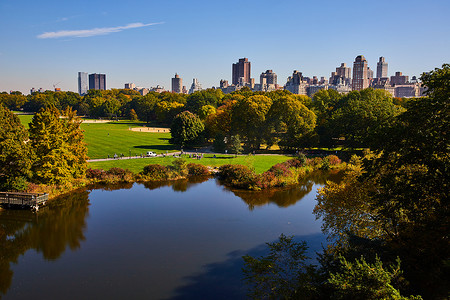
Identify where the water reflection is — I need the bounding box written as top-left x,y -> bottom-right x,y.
0,190 -> 89,296
224,170 -> 343,210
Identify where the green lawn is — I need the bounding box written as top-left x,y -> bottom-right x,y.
88,154 -> 293,174
15,112 -> 33,127
16,114 -> 177,159
81,121 -> 177,159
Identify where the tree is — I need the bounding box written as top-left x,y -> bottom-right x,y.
170,111 -> 204,147
231,95 -> 272,150
267,96 -> 317,150
185,89 -> 224,115
228,135 -> 243,155
327,88 -> 401,148
0,105 -> 33,191
29,106 -> 87,184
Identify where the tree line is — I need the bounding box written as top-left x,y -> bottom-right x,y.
1,84 -> 412,151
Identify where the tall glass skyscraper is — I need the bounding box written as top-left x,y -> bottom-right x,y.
78,72 -> 88,95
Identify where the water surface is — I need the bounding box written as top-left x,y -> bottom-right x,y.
0,172 -> 340,299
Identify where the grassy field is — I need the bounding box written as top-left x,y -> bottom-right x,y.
88,154 -> 293,174
16,114 -> 177,159
80,121 -> 177,159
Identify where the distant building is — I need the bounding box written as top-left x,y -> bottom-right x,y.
372,77 -> 395,97
260,70 -> 277,85
395,84 -> 422,98
219,80 -> 229,88
139,88 -> 149,96
89,73 -> 106,90
151,85 -> 165,93
307,85 -> 328,97
124,83 -> 136,89
232,58 -> 251,85
285,70 -> 308,95
189,78 -> 202,94
30,88 -> 36,94
352,55 -> 369,91
376,57 -> 388,79
391,72 -> 409,86
78,72 -> 88,95
171,73 -> 183,93
330,63 -> 351,86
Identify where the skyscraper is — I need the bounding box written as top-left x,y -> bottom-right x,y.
188,78 -> 202,94
232,58 -> 251,85
330,63 -> 351,86
352,55 -> 369,91
78,72 -> 88,95
376,57 -> 388,79
171,73 -> 182,93
89,73 -> 106,90
260,70 -> 277,85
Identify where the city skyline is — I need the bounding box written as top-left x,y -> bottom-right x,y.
0,0 -> 449,94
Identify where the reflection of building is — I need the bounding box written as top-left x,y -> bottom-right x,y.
232,58 -> 251,85
352,55 -> 369,91
171,73 -> 182,93
89,73 -> 106,90
189,78 -> 202,94
78,72 -> 88,95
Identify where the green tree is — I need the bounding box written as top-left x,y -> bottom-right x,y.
231,95 -> 273,150
228,134 -> 243,155
170,111 -> 204,147
0,105 -> 33,191
29,106 -> 87,184
267,96 -> 317,150
327,88 -> 401,148
185,89 -> 224,115
328,256 -> 422,300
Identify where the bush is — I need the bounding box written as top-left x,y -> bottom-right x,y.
142,164 -> 169,180
187,163 -> 210,176
321,157 -> 330,170
306,157 -> 323,167
0,176 -> 29,192
106,168 -> 134,182
285,158 -> 304,169
326,155 -> 341,165
86,168 -> 107,180
171,158 -> 188,176
268,163 -> 292,177
218,164 -> 257,189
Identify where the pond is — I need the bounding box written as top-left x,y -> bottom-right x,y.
0,171 -> 342,299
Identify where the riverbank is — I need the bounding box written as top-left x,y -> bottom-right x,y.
22,155 -> 346,202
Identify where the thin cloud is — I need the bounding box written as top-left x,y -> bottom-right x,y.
37,22 -> 163,39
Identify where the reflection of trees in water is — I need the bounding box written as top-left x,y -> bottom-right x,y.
0,190 -> 90,296
227,170 -> 344,210
142,176 -> 210,192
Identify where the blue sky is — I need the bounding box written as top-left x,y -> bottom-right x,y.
0,0 -> 449,94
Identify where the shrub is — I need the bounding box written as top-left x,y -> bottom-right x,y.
326,155 -> 341,165
142,164 -> 169,180
320,157 -> 330,170
106,168 -> 134,182
285,158 -> 304,169
187,163 -> 210,176
306,157 -> 323,167
171,158 -> 188,176
218,164 -> 257,189
86,168 -> 107,180
268,163 -> 292,177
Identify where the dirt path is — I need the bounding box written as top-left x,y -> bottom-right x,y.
130,127 -> 170,133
